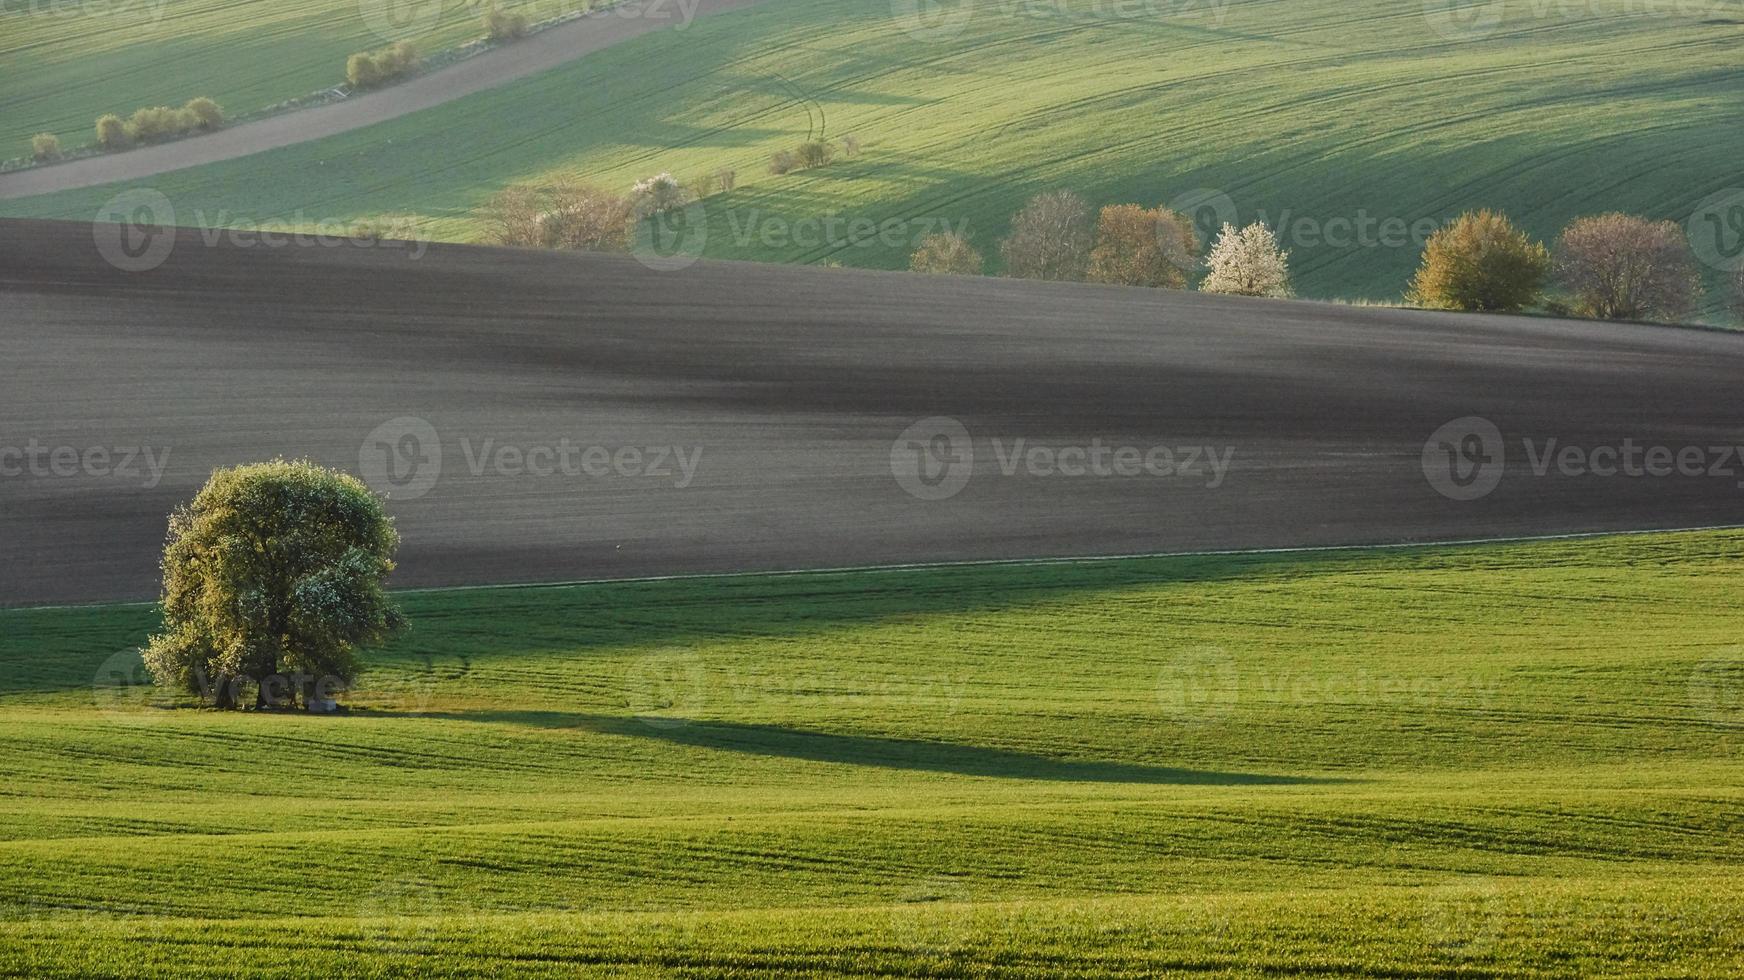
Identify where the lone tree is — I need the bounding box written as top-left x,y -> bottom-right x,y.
1000,190 -> 1093,281
1553,213 -> 1701,323
1407,209 -> 1549,312
1086,204 -> 1198,288
142,460 -> 406,710
1200,221 -> 1292,297
910,231 -> 985,275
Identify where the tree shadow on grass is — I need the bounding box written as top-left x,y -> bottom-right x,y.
430,710 -> 1346,786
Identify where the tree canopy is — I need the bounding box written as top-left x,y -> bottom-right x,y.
142,459 -> 406,709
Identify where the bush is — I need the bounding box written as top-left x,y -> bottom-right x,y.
716,169 -> 736,193
690,172 -> 716,200
910,232 -> 984,276
95,114 -> 127,150
1407,209 -> 1549,312
1553,213 -> 1701,322
796,140 -> 835,169
769,149 -> 797,175
1000,190 -> 1093,281
630,172 -> 693,219
841,134 -> 860,157
105,97 -> 221,145
184,97 -> 223,130
141,459 -> 405,710
124,105 -> 198,142
30,133 -> 61,162
481,180 -> 633,252
1086,204 -> 1198,288
1200,221 -> 1293,297
347,42 -> 419,89
484,3 -> 530,40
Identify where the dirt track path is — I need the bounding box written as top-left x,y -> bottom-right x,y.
0,0 -> 765,202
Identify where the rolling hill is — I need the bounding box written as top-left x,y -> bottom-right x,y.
2,530 -> 1742,975
4,0 -> 1743,307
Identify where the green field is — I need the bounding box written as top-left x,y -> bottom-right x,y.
2,529 -> 1742,976
0,0 -> 573,154
5,0 -> 1744,308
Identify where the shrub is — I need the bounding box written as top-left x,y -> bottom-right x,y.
347,52 -> 381,89
1000,190 -> 1093,281
480,180 -> 633,252
347,42 -> 419,89
769,149 -> 797,175
1553,213 -> 1701,322
795,140 -> 835,169
484,3 -> 530,40
30,133 -> 61,162
716,169 -> 736,193
630,172 -> 693,219
1086,204 -> 1198,288
910,232 -> 984,276
1200,221 -> 1293,297
124,105 -> 192,142
690,172 -> 716,200
1407,209 -> 1549,312
841,134 -> 860,157
184,97 -> 223,130
141,459 -> 406,710
95,114 -> 127,150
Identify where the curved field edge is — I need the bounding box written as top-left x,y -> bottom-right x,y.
3,0 -> 1743,311
1,529 -> 1741,975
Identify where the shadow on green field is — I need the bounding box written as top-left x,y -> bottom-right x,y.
432,710 -> 1343,785
5,531 -> 1731,698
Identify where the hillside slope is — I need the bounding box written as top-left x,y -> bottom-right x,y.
4,0 -> 1742,306
2,531 -> 1742,975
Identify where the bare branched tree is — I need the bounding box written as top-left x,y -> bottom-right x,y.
1554,213 -> 1702,322
1000,190 -> 1093,281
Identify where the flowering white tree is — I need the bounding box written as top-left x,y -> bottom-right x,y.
1200,222 -> 1292,297
630,172 -> 692,219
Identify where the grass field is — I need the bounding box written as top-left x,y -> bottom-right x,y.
5,0 -> 1744,308
0,0 -> 576,154
2,529 -> 1742,975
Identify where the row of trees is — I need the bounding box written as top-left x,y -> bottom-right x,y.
347,41 -> 420,90
90,97 -> 224,152
909,190 -> 1292,297
481,172 -> 705,250
769,136 -> 858,176
1408,209 -> 1706,322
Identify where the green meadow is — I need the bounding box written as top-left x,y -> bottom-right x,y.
6,0 -> 1744,307
0,0 -> 568,153
2,529 -> 1741,975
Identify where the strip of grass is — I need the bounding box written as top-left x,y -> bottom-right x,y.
0,530 -> 1741,974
